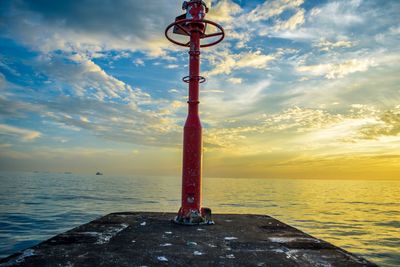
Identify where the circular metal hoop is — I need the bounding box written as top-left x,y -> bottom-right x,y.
165,19 -> 225,48
182,75 -> 206,83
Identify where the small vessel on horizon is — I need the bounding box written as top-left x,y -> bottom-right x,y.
96,172 -> 103,175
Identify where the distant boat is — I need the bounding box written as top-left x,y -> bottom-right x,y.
96,172 -> 103,175
64,172 -> 72,174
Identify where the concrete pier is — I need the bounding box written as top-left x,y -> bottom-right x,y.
0,212 -> 377,266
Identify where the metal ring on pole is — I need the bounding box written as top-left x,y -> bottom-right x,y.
165,19 -> 225,48
182,75 -> 206,83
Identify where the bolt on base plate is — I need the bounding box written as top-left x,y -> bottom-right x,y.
173,208 -> 214,225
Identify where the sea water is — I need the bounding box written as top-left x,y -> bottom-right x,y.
0,171 -> 399,266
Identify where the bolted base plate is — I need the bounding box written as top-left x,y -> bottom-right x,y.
173,207 -> 214,225
172,216 -> 214,226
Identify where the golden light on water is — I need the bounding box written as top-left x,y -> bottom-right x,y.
203,178 -> 400,265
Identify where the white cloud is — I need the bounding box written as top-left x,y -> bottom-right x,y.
80,116 -> 90,123
274,9 -> 305,30
215,0 -> 306,48
203,104 -> 400,154
35,97 -> 183,146
201,89 -> 224,93
357,106 -> 400,139
165,64 -> 179,69
202,78 -> 271,121
262,106 -> 343,132
296,58 -> 376,79
0,59 -> 20,77
37,53 -> 150,103
3,0 -> 178,57
267,0 -> 364,41
0,124 -> 41,141
247,0 -> 304,22
207,0 -> 242,23
168,88 -> 179,93
314,38 -> 354,51
170,100 -> 184,109
206,50 -> 276,76
227,77 -> 242,84
133,59 -> 145,66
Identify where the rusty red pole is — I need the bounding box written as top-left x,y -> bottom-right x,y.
179,22 -> 203,223
165,0 -> 224,225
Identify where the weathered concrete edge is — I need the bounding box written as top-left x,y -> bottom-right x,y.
0,212 -> 378,266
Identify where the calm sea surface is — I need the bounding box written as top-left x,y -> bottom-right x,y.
0,171 -> 399,266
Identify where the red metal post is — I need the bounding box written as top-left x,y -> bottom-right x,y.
165,0 -> 224,225
178,22 -> 204,223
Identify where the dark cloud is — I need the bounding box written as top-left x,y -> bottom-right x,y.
0,0 -> 184,55
15,0 -> 180,39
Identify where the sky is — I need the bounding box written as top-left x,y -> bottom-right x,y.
0,0 -> 399,179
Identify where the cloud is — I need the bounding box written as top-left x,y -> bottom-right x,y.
207,0 -> 242,23
1,78 -> 183,147
37,97 -> 182,146
133,59 -> 145,66
201,78 -> 272,121
0,124 -> 41,141
0,96 -> 43,119
0,143 -> 12,148
201,106 -> 344,153
204,0 -> 249,48
165,64 -> 179,69
2,0 -> 180,56
283,55 -> 400,114
267,105 -> 400,148
158,100 -> 185,115
36,53 -> 150,102
80,116 -> 90,123
201,104 -> 400,160
314,38 -> 354,51
312,0 -> 363,26
170,100 -> 185,109
247,0 -> 304,22
206,50 -> 276,76
227,77 -> 242,84
274,9 -> 305,30
201,89 -> 224,93
358,106 -> 400,139
296,58 -> 376,79
168,88 -> 179,93
0,72 -> 5,88
261,106 -> 343,132
266,0 -> 365,41
208,0 -> 305,48
0,58 -> 21,77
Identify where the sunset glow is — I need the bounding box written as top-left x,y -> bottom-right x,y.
0,0 -> 399,179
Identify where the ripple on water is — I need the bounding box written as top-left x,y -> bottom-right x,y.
375,221 -> 400,228
0,172 -> 399,266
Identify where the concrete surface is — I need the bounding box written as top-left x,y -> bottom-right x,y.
0,212 -> 378,266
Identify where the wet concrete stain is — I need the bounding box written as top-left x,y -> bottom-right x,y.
0,212 -> 377,266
